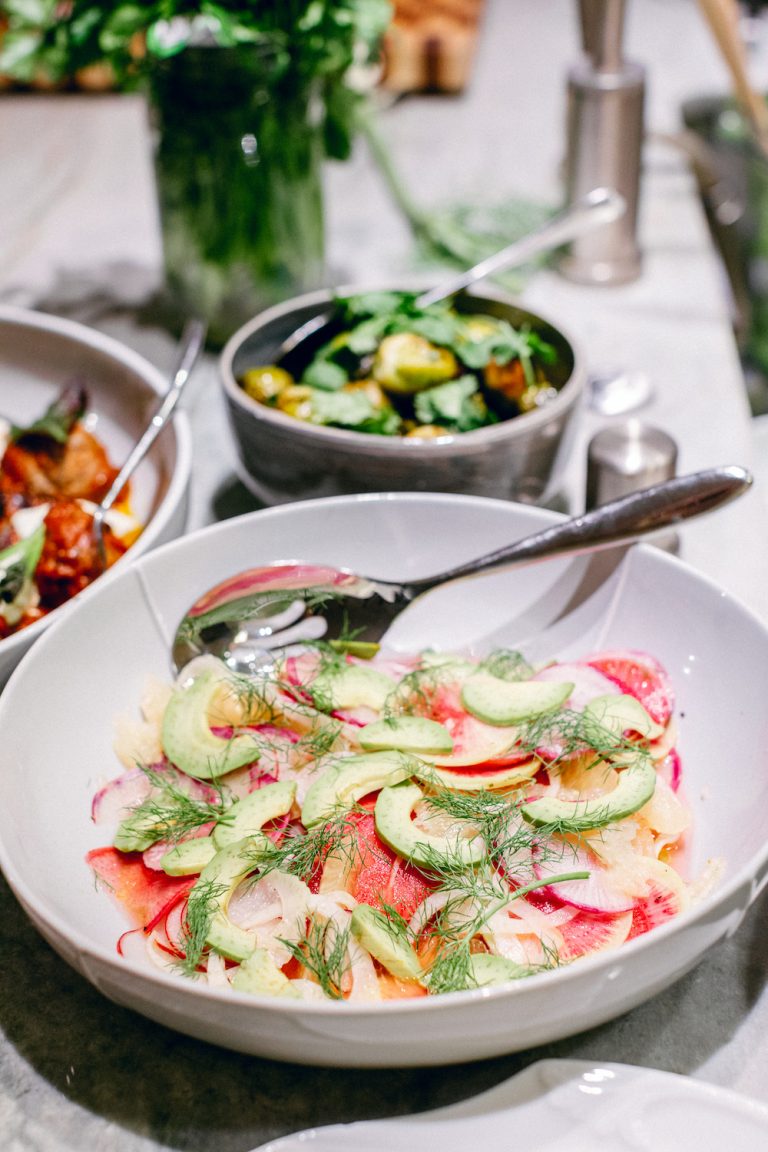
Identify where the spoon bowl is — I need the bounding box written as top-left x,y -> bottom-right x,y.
172,464 -> 751,673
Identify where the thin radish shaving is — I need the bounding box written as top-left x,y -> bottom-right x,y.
91,769 -> 151,824
658,749 -> 682,792
533,841 -> 636,913
534,662 -> 620,711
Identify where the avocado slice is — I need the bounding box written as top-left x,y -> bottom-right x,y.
585,693 -> 665,740
350,904 -> 423,982
374,780 -> 485,869
310,663 -> 396,712
466,953 -> 532,988
359,715 -> 453,755
161,665 -> 259,780
191,838 -> 264,962
521,752 -> 656,831
230,947 -> 301,998
301,750 -> 414,827
414,760 -> 537,793
212,779 -> 296,849
160,836 -> 217,876
461,673 -> 574,726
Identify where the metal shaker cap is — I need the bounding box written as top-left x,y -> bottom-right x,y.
586,420 -> 678,508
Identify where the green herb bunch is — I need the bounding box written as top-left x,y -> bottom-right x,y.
0,0 -> 392,159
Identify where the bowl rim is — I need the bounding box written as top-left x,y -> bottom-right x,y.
0,303 -> 193,659
219,285 -> 587,454
1,490 -> 766,1025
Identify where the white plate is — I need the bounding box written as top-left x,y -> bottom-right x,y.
1,493 -> 768,1065
255,1060 -> 768,1151
0,305 -> 192,686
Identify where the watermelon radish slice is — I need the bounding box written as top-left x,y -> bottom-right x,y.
532,841 -> 636,913
626,857 -> 689,939
533,663 -> 620,712
558,908 -> 633,961
87,846 -> 195,928
657,748 -> 682,792
586,650 -> 675,727
401,680 -> 520,768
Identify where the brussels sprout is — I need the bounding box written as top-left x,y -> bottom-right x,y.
240,366 -> 294,405
342,379 -> 392,411
276,385 -> 314,421
373,333 -> 458,394
404,424 -> 451,440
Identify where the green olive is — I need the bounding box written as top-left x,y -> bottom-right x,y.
373,333 -> 458,394
241,365 -> 294,404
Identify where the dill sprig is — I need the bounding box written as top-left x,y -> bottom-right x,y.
478,649 -> 534,682
518,708 -> 651,770
116,766 -> 229,851
280,917 -> 351,999
382,664 -> 454,719
178,878 -> 229,977
246,804 -> 367,884
398,783 -> 590,993
423,866 -> 588,994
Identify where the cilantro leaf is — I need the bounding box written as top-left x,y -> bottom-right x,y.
310,387 -> 401,434
414,375 -> 496,432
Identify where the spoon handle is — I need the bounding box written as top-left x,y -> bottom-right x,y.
412,465 -> 752,589
96,319 -> 206,519
415,187 -> 626,308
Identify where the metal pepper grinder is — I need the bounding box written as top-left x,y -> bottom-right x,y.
559,0 -> 644,284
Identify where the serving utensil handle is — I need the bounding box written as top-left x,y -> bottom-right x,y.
411,465 -> 752,587
415,187 -> 626,308
96,319 -> 206,519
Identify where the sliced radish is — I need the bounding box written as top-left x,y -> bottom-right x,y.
533,663 -> 620,712
586,650 -> 674,727
86,846 -> 194,928
657,748 -> 682,792
532,841 -> 636,913
558,908 -> 633,961
404,680 -> 519,767
626,857 -> 689,940
91,769 -> 152,824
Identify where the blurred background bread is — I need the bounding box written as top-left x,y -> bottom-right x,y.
381,0 -> 486,93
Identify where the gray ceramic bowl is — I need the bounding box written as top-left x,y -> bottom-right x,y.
219,287 -> 585,505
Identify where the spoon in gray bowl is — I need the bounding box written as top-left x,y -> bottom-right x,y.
171,464 -> 751,675
92,319 -> 206,567
277,186 -> 626,373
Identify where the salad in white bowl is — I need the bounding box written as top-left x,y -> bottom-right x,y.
0,492 -> 766,1066
89,636 -> 708,1003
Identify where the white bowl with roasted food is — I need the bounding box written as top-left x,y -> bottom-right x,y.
0,305 -> 192,687
0,492 -> 766,1067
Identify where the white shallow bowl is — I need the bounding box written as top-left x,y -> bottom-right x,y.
256,1060 -> 768,1150
1,493 -> 767,1068
0,305 -> 192,687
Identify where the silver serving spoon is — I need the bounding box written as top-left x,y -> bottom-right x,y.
172,465 -> 751,675
92,319 -> 206,567
277,186 -> 626,371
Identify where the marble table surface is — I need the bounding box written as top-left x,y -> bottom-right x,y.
3,1 -> 768,1149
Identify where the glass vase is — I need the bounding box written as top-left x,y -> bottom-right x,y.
148,45 -> 325,348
